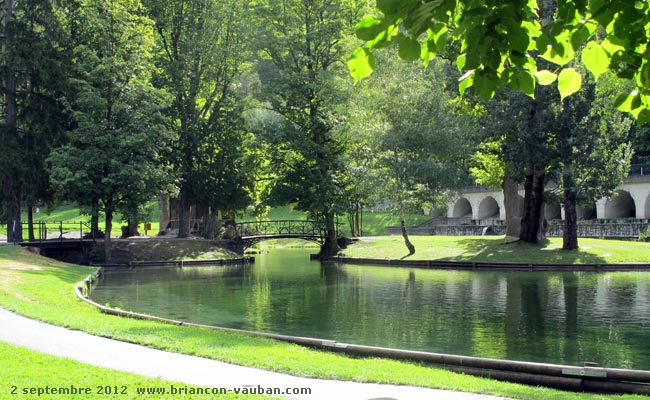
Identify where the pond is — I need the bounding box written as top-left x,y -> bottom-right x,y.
90,248 -> 650,369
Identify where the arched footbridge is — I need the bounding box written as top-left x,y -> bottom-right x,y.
235,220 -> 332,248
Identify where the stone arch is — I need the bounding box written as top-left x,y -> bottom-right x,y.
544,202 -> 562,220
577,204 -> 596,220
478,196 -> 500,219
644,195 -> 650,220
452,198 -> 472,218
605,190 -> 636,219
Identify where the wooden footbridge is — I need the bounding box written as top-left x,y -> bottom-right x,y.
235,220 -> 332,248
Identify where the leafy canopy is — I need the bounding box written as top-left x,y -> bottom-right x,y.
348,0 -> 650,124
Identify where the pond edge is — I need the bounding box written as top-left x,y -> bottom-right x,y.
75,269 -> 650,395
318,256 -> 650,271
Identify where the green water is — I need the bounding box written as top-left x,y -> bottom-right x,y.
91,248 -> 650,369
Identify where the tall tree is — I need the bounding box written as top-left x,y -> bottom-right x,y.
1,0 -> 72,241
191,95 -> 256,239
49,0 -> 171,260
551,74 -> 633,250
354,57 -> 475,254
143,0 -> 252,238
475,74 -> 633,249
252,0 -> 366,256
1,0 -> 21,241
17,0 -> 72,240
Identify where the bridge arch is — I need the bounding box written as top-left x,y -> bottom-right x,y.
644,195 -> 650,220
545,201 -> 562,221
478,196 -> 500,219
452,198 -> 473,218
577,203 -> 596,220
604,190 -> 636,219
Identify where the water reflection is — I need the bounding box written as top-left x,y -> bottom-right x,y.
91,249 -> 650,369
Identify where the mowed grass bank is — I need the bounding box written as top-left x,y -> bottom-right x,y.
343,236 -> 650,264
0,246 -> 645,400
0,341 -> 268,400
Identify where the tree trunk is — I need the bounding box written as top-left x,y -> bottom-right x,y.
6,187 -> 21,242
27,204 -> 35,241
355,203 -> 361,237
90,197 -> 100,238
562,172 -> 579,250
104,200 -> 113,261
126,218 -> 139,237
319,212 -> 339,257
359,204 -> 363,236
347,201 -> 360,237
204,207 -> 218,240
177,186 -> 191,238
158,195 -> 170,233
503,168 -> 521,238
347,208 -> 355,237
519,164 -> 546,243
400,208 -> 415,256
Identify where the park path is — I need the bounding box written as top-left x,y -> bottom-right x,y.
0,307 -> 511,400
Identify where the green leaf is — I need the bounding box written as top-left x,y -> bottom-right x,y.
638,109 -> 650,125
428,23 -> 448,50
581,41 -> 610,80
614,92 -> 641,112
355,15 -> 384,41
376,0 -> 405,15
601,36 -> 625,55
463,6 -> 489,17
398,36 -> 421,61
507,23 -> 530,53
456,54 -> 466,71
367,23 -> 399,49
537,30 -> 574,66
639,63 -> 650,88
458,70 -> 474,95
421,40 -> 435,67
473,70 -> 498,101
348,48 -> 375,83
589,0 -> 615,26
557,68 -> 582,100
521,20 -> 542,38
570,24 -> 593,52
511,70 -> 536,98
534,70 -> 558,85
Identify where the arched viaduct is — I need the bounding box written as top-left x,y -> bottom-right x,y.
447,176 -> 650,224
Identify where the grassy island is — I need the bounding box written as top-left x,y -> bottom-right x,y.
342,236 -> 650,265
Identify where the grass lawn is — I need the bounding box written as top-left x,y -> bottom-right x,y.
341,211 -> 432,236
0,341 -> 268,399
343,236 -> 650,264
0,246 -> 645,400
0,202 -> 160,240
